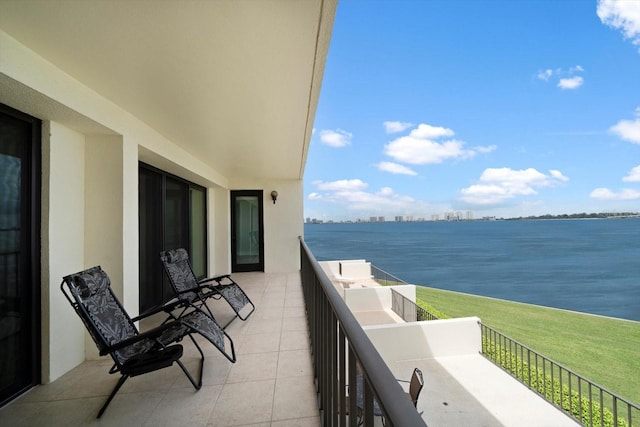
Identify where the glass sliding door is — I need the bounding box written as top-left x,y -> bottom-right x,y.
0,104 -> 41,407
231,190 -> 264,272
189,187 -> 207,278
138,164 -> 207,313
138,168 -> 164,313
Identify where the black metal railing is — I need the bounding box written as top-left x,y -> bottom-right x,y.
300,239 -> 426,427
480,322 -> 640,427
371,264 -> 439,322
390,288 -> 417,322
371,264 -> 406,287
390,288 -> 440,322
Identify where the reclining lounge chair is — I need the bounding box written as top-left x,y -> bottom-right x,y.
160,248 -> 255,328
61,265 -> 236,418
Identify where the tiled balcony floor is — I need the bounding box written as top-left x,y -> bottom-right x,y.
0,272 -> 320,427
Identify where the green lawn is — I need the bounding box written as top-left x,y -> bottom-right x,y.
414,286 -> 640,405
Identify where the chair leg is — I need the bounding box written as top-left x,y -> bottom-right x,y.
221,314 -> 239,330
176,334 -> 205,389
176,359 -> 203,390
97,374 -> 129,418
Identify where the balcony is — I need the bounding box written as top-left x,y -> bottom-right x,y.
0,272 -> 320,426
1,244 -> 634,426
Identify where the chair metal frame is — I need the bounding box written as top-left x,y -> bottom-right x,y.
61,266 -> 235,418
354,368 -> 424,425
160,248 -> 255,328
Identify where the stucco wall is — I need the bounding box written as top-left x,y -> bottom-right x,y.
211,186 -> 231,275
364,317 -> 482,362
43,121 -> 86,382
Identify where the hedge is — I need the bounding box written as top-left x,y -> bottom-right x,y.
482,339 -> 629,427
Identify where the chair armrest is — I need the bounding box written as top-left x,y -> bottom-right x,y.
198,274 -> 233,286
131,299 -> 183,322
173,285 -> 212,295
101,320 -> 184,355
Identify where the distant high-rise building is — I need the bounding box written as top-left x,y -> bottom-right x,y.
395,216 -> 404,222
370,216 -> 377,222
445,211 -> 457,221
378,216 -> 385,222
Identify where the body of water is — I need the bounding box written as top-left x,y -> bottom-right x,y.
303,219 -> 640,322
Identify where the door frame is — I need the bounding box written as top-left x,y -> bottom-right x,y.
230,190 -> 264,272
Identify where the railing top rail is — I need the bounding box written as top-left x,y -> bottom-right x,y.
480,321 -> 640,411
300,238 -> 426,426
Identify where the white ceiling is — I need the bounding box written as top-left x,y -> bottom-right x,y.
0,0 -> 336,181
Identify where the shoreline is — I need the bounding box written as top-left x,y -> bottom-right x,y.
415,283 -> 640,324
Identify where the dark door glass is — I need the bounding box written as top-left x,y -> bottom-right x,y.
0,104 -> 40,407
231,191 -> 264,272
138,168 -> 163,313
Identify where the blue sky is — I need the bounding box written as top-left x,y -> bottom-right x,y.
304,0 -> 640,221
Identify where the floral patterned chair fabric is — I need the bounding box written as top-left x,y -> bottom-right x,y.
61,265 -> 236,418
160,248 -> 255,328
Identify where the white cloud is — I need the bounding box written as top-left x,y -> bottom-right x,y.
590,188 -> 640,200
308,179 -> 428,214
385,137 -> 468,164
383,123 -> 494,165
383,121 -> 413,134
409,124 -> 455,139
550,169 -> 570,181
597,0 -> 640,52
319,129 -> 352,147
623,165 -> 640,182
313,179 -> 367,192
376,161 -> 418,176
537,65 -> 585,89
475,145 -> 498,154
459,167 -> 569,205
610,107 -> 640,144
558,76 -> 584,90
537,69 -> 553,81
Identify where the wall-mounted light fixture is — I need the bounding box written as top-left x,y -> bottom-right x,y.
270,190 -> 278,204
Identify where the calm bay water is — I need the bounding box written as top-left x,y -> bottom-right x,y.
303,219 -> 640,322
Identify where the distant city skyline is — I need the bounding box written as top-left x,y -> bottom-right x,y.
307,210 -> 480,224
304,0 -> 640,222
305,209 -> 639,224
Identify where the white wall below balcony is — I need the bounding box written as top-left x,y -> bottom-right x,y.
364,317 -> 482,360
364,318 -> 580,427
